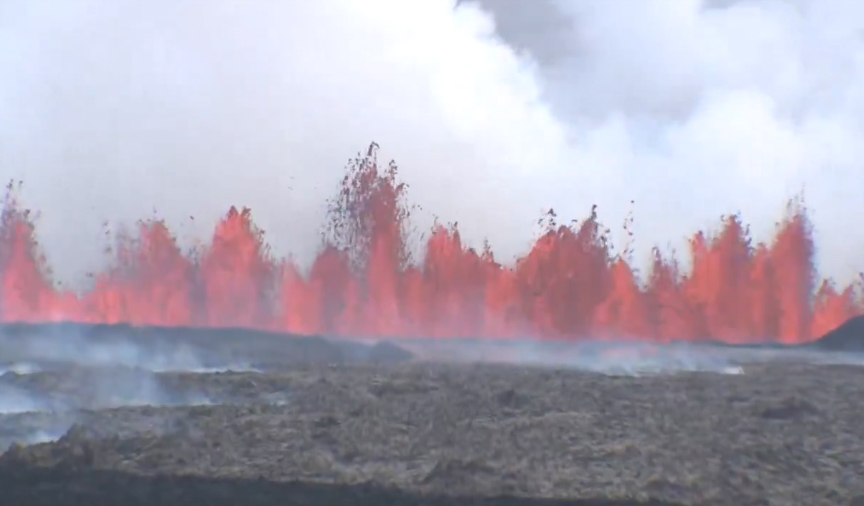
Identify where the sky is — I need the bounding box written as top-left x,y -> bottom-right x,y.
0,0 -> 863,286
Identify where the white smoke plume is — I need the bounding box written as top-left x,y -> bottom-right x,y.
0,0 -> 862,285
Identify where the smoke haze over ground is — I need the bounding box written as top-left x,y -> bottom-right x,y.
1,0 -> 863,285
1,321 -> 863,505
4,345 -> 864,505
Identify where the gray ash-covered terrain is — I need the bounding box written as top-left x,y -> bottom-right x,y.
1,322 -> 864,506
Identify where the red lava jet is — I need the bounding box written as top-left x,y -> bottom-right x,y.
0,142 -> 860,345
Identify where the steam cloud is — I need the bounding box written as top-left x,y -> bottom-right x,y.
0,329 -> 237,446
0,332 -> 256,373
1,0 -> 862,286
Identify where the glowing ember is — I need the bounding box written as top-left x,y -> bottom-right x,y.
0,146 -> 859,344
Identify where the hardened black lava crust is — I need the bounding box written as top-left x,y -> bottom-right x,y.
0,321 -> 863,506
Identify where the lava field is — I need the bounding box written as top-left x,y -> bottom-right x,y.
0,323 -> 862,506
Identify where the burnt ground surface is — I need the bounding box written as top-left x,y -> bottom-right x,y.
0,323 -> 863,506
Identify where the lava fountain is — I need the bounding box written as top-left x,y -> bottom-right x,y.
0,145 -> 860,344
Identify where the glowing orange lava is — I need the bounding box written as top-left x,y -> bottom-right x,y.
0,146 -> 859,344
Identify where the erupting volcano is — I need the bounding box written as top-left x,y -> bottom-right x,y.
0,144 -> 859,345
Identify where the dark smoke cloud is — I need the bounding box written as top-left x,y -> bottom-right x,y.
1,0 -> 862,284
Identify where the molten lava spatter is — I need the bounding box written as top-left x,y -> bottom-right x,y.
0,148 -> 859,344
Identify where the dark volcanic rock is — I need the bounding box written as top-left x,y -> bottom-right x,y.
0,322 -> 413,368
0,467 -> 686,506
366,341 -> 415,363
1,322 -> 864,505
811,315 -> 864,351
1,362 -> 863,505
